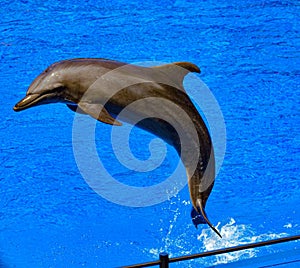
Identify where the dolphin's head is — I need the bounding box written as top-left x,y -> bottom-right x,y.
13,62 -> 75,112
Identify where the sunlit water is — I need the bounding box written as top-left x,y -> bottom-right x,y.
1,0 -> 299,267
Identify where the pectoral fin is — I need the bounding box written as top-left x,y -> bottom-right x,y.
78,102 -> 122,126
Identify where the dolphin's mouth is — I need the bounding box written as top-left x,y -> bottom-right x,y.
13,93 -> 56,112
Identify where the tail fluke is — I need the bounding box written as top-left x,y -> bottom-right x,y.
191,207 -> 206,228
191,199 -> 222,238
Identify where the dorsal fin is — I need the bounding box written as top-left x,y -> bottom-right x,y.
152,62 -> 200,88
173,62 -> 201,73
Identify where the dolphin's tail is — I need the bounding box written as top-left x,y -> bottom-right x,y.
191,199 -> 222,238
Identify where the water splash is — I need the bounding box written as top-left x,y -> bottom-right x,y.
149,199 -> 196,258
147,215 -> 289,267
198,218 -> 288,266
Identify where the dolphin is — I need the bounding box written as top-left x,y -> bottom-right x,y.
13,58 -> 222,238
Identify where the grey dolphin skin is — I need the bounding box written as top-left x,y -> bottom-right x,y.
14,58 -> 221,238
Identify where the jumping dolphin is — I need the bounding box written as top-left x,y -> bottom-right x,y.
13,58 -> 222,238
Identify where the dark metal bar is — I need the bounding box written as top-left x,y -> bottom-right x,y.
120,260 -> 160,268
169,235 -> 300,263
121,235 -> 300,268
159,253 -> 169,268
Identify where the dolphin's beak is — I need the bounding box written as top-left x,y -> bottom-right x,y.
13,93 -> 55,112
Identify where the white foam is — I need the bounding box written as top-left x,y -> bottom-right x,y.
284,223 -> 292,228
197,218 -> 288,266
147,217 -> 289,267
146,200 -> 289,267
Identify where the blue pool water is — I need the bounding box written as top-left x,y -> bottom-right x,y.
1,0 -> 299,267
